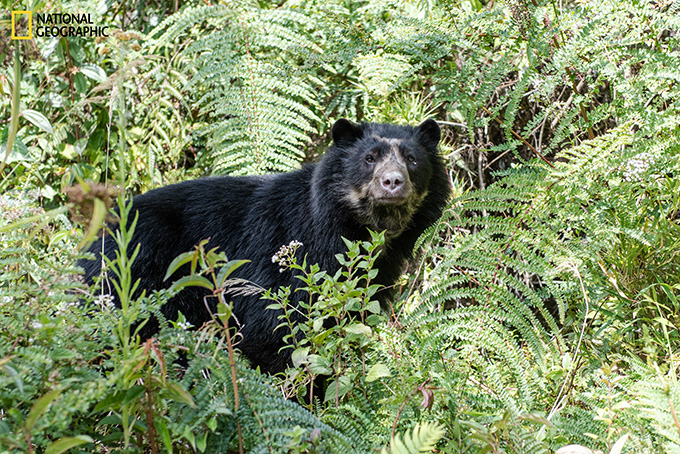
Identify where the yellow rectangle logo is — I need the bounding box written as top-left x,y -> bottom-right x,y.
11,11 -> 32,40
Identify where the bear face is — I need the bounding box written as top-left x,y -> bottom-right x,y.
328,119 -> 442,238
80,119 -> 450,374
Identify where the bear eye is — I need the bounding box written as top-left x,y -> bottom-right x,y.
365,154 -> 376,164
407,155 -> 417,164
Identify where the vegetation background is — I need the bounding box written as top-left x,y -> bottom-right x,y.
1,0 -> 679,452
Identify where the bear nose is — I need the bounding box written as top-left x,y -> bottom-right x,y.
381,171 -> 405,193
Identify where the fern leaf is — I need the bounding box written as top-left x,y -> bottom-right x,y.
381,422 -> 445,454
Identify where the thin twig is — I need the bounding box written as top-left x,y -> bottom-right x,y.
241,389 -> 275,453
667,384 -> 680,440
391,378 -> 430,439
456,83 -> 555,168
548,264 -> 590,420
222,301 -> 245,454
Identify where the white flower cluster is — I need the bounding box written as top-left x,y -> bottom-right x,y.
55,299 -> 80,317
94,293 -> 115,310
271,240 -> 303,272
622,152 -> 653,182
177,321 -> 193,330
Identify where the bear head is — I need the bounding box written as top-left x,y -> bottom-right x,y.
330,118 -> 442,238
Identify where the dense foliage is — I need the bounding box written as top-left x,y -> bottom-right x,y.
1,0 -> 680,452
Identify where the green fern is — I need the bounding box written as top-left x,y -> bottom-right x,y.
630,365 -> 680,453
381,422 -> 445,454
148,3 -> 324,174
403,92 -> 678,449
355,51 -> 413,97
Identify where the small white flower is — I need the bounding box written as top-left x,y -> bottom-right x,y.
177,321 -> 193,330
95,294 -> 115,309
271,240 -> 303,269
622,152 -> 653,182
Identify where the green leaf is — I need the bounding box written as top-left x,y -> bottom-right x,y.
0,436 -> 21,450
196,431 -> 208,452
292,347 -> 309,367
184,427 -> 196,448
324,375 -> 351,402
79,64 -> 106,82
74,73 -> 87,94
609,434 -> 629,454
1,364 -> 24,394
49,348 -> 77,361
154,419 -> 173,454
313,317 -> 325,332
366,363 -> 391,382
308,355 -> 332,375
93,390 -> 125,413
312,329 -> 332,345
169,275 -> 214,293
469,0 -> 482,11
25,389 -> 61,432
214,259 -> 249,287
518,413 -> 556,428
122,385 -> 146,405
216,301 -> 232,325
366,314 -> 383,326
345,322 -> 372,337
40,184 -> 57,200
386,422 -> 445,454
164,382 -> 196,408
60,143 -> 77,160
22,109 -> 53,134
164,250 -> 196,281
45,435 -> 93,454
366,300 -> 381,314
6,136 -> 31,163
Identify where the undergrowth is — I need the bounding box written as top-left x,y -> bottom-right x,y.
2,0 -> 680,452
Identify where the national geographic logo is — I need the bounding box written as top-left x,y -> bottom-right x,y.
10,11 -> 109,39
10,11 -> 31,39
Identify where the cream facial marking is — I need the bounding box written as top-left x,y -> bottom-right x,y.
370,136 -> 407,170
342,186 -> 366,208
371,135 -> 404,154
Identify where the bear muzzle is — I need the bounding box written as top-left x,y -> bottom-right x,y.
372,168 -> 412,205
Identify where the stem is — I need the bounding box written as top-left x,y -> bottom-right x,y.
222,301 -> 244,454
241,390 -> 274,453
565,67 -> 595,140
548,265 -> 590,420
308,371 -> 315,407
1,45 -> 21,175
335,351 -> 340,407
116,47 -> 128,194
145,367 -> 158,454
456,82 -> 554,168
668,390 -> 680,440
361,348 -> 367,400
62,38 -> 80,140
391,378 -> 430,439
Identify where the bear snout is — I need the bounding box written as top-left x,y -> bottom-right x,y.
372,156 -> 412,203
373,170 -> 412,204
380,170 -> 405,193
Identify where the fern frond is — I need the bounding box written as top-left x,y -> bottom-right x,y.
381,422 -> 445,454
148,3 -> 325,174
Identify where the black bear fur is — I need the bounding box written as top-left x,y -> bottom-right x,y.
79,119 -> 450,374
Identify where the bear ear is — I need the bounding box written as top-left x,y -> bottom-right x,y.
332,119 -> 362,146
417,119 -> 441,149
